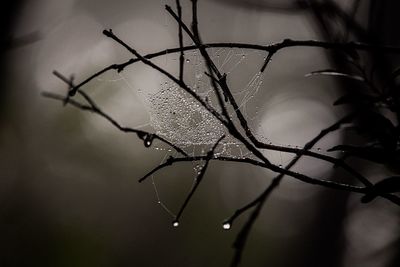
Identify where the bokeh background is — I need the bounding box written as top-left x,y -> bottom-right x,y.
1,0 -> 399,266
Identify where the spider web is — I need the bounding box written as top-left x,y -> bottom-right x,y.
102,46 -> 325,221
138,47 -> 267,219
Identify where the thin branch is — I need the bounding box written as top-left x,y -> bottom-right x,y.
228,111 -> 399,267
176,0 -> 185,82
102,29 -> 227,125
45,72 -> 189,156
173,135 -> 225,225
43,90 -> 189,156
65,40 -> 400,97
139,152 -> 367,194
260,50 -> 274,72
139,155 -> 266,183
184,0 -> 231,121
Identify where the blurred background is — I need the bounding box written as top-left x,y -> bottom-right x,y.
0,0 -> 399,266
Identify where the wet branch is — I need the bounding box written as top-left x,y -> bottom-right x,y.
66,40 -> 400,97
174,135 -> 225,225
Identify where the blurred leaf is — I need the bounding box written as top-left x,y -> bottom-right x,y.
305,69 -> 365,82
384,66 -> 400,91
333,93 -> 377,106
328,144 -> 400,165
359,111 -> 398,150
344,47 -> 360,61
389,66 -> 400,82
361,176 -> 400,203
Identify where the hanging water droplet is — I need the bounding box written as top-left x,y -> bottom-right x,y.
186,58 -> 190,63
143,134 -> 154,148
172,221 -> 179,227
223,222 -> 231,230
279,164 -> 283,168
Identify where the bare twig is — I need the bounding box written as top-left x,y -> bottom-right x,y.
176,0 -> 185,82
66,40 -> 400,97
46,72 -> 189,156
228,111 -> 399,267
173,135 -> 225,225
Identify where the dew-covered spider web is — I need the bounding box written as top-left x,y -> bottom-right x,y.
145,48 -> 265,152
104,46 -> 326,221
136,47 -> 267,219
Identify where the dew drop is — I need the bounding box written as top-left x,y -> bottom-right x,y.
279,164 -> 283,168
186,59 -> 190,63
223,222 -> 231,230
143,134 -> 154,148
172,221 -> 179,227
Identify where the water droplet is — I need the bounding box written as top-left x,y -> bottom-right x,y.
317,148 -> 321,151
186,59 -> 190,63
172,221 -> 179,227
143,134 -> 154,148
223,222 -> 231,230
279,164 -> 283,168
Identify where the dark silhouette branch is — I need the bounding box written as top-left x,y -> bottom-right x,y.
228,111 -> 400,267
173,135 -> 225,225
44,72 -> 189,156
65,40 -> 400,97
176,0 -> 185,82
